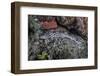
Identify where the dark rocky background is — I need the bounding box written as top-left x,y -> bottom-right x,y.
28,15 -> 88,60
